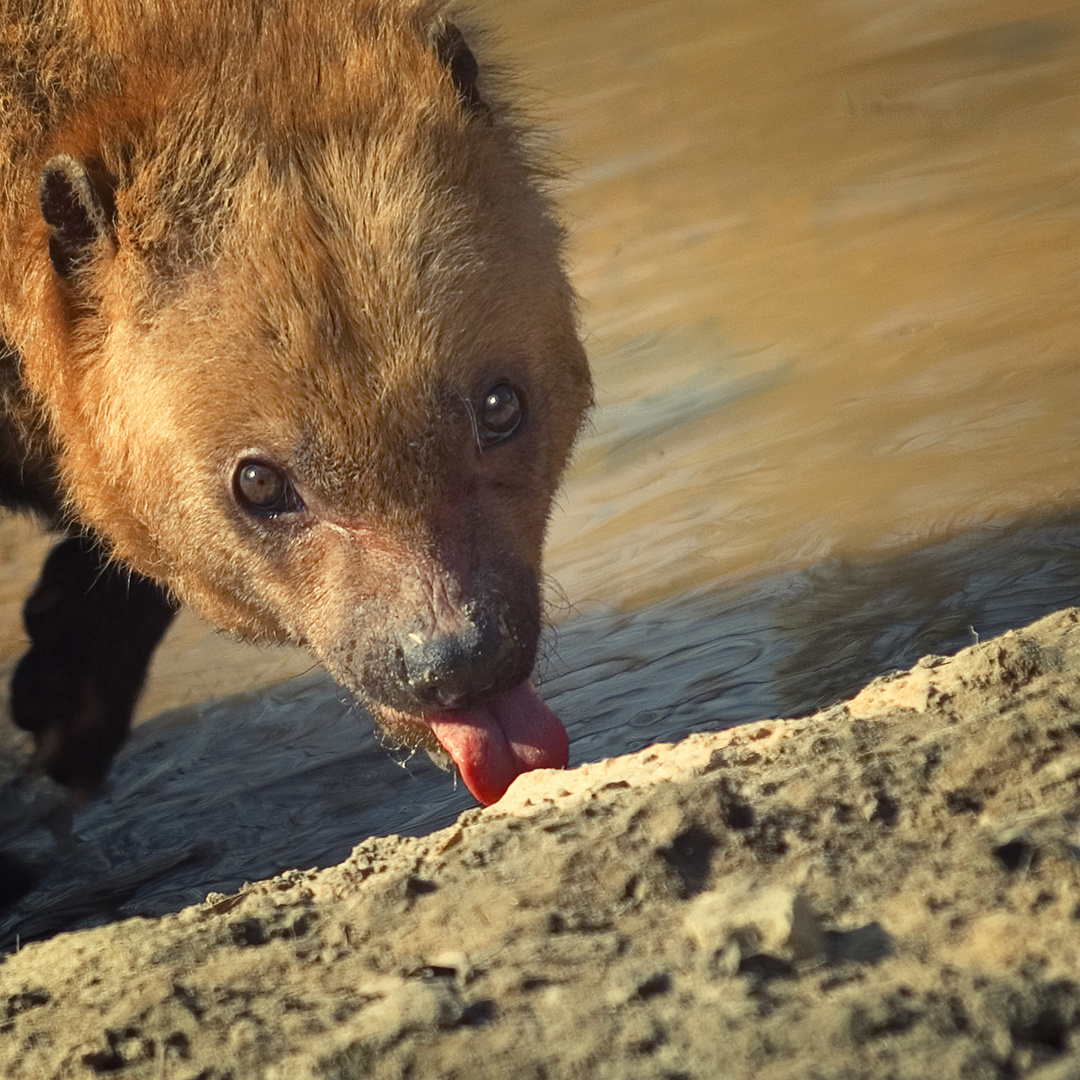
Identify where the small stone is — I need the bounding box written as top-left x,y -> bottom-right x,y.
684,885 -> 825,964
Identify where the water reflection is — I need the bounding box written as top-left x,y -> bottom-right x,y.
536,0 -> 1080,608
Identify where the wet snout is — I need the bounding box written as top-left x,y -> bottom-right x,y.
395,611 -> 523,710
315,546 -> 562,806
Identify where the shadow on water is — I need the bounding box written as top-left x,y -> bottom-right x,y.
2,505 -> 1080,948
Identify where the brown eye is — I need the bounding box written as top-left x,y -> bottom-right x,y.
233,459 -> 303,517
478,382 -> 524,446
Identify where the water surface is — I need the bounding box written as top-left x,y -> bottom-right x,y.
535,0 -> 1080,607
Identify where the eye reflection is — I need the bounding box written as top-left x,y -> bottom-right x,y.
232,459 -> 303,517
477,382 -> 524,446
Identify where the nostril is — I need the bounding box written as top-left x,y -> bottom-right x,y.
399,616 -> 502,707
416,683 -> 467,709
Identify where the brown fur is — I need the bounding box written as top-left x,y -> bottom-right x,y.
0,0 -> 591,786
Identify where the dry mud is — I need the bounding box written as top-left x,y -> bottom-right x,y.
4,609 -> 1080,1079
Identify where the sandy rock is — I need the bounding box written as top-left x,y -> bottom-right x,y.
683,884 -> 826,974
4,608 -> 1080,1078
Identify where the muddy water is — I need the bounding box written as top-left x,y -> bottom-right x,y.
534,0 -> 1080,606
3,0 -> 1080,940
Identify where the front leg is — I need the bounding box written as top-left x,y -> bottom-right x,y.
11,536 -> 177,798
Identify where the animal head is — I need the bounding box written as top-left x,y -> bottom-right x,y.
14,1 -> 592,801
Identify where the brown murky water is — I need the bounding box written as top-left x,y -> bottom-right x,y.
536,0 -> 1080,608
2,0 -> 1080,939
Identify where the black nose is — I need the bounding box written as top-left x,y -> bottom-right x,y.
398,614 -> 506,708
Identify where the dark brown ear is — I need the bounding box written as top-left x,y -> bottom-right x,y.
39,156 -> 117,281
435,23 -> 489,119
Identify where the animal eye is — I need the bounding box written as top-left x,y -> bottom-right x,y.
233,459 -> 304,517
477,382 -> 525,447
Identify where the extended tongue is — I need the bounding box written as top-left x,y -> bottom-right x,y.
427,682 -> 569,806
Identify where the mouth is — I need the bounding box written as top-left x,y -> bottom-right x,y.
376,681 -> 569,805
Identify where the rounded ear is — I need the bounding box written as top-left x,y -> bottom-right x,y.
434,23 -> 489,119
39,156 -> 117,281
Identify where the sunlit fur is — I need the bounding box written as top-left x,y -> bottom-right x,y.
0,0 -> 592,723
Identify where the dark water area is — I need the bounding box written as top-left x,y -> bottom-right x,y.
4,506 -> 1080,948
2,0 -> 1080,945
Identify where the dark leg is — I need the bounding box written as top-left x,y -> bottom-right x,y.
11,536 -> 177,798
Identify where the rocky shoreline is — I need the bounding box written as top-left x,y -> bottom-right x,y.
4,608 -> 1080,1079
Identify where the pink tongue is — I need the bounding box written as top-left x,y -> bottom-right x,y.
427,683 -> 569,806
